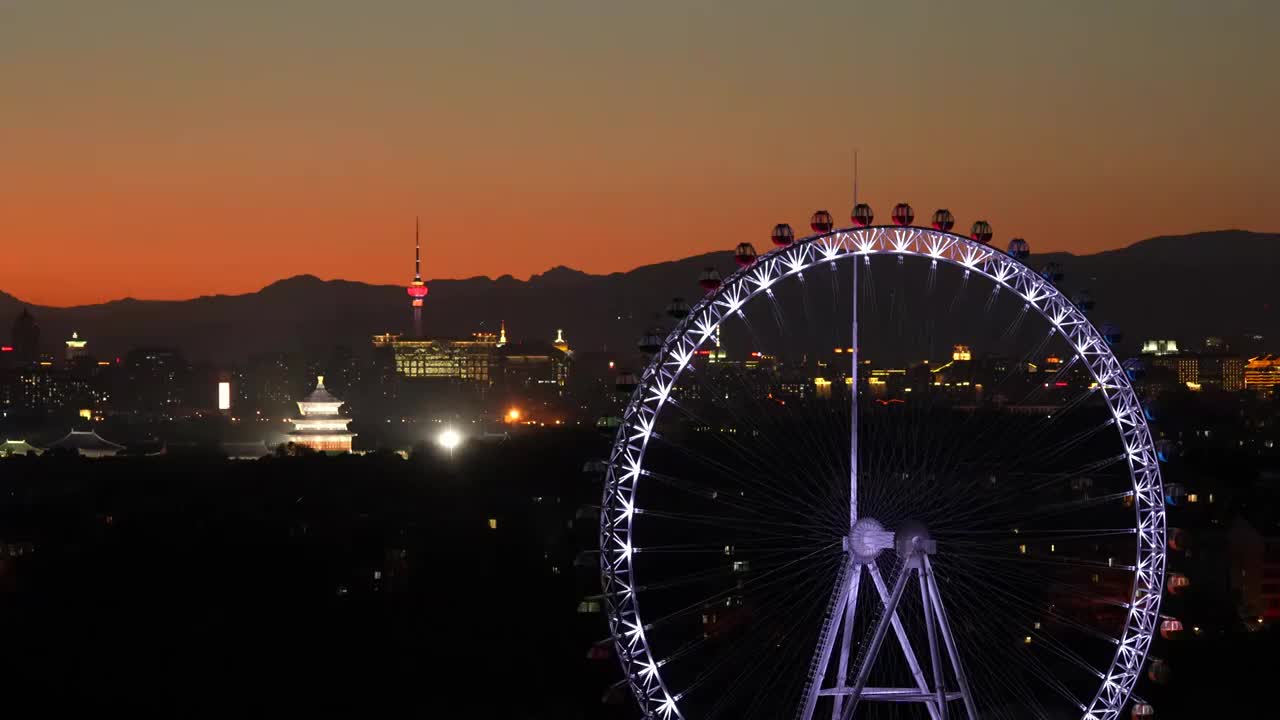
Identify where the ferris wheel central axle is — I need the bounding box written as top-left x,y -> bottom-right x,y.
844,518 -> 937,565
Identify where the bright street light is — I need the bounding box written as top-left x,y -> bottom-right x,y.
438,428 -> 462,453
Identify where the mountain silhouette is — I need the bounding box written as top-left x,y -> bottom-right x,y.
2,231 -> 1276,364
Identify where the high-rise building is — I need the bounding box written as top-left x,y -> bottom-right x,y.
121,347 -> 189,414
10,308 -> 39,365
1199,354 -> 1245,391
405,218 -> 429,338
289,376 -> 355,453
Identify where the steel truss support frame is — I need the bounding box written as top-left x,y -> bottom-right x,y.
800,548 -> 977,720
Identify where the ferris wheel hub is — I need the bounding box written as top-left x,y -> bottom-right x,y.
845,517 -> 896,564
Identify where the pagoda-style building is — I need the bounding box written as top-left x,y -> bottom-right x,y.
289,376 -> 355,453
1,439 -> 43,457
46,430 -> 124,458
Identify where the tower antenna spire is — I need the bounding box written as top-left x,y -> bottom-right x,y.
853,149 -> 859,206
414,216 -> 421,281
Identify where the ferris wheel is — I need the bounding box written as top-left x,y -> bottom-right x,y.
599,204 -> 1165,720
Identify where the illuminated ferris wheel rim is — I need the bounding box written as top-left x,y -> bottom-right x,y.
600,224 -> 1166,720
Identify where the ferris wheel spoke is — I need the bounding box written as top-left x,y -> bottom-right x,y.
656,386 -> 849,519
730,306 -> 853,493
636,542 -> 837,555
942,548 -> 1135,572
653,405 -> 813,495
636,542 -> 842,635
942,604 -> 1059,720
591,548 -> 840,623
940,556 -> 1135,621
932,583 -> 1074,711
679,378 -> 850,524
958,489 -> 1133,529
641,465 -> 826,523
664,555 -> 844,716
646,435 -> 845,529
1030,629 -> 1111,683
938,460 -> 1130,525
1014,642 -> 1088,712
635,552 -> 831,591
939,563 -> 1132,646
935,394 -> 1101,482
694,576 -> 836,715
636,509 -> 838,541
940,527 -> 1137,542
942,525 -> 1135,536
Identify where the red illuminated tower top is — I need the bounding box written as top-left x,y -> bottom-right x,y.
407,217 -> 429,304
406,218 -> 428,338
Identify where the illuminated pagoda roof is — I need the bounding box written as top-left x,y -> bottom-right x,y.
296,375 -> 343,416
1,439 -> 43,457
47,430 -> 125,457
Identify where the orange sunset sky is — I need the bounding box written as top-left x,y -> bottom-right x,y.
2,1 -> 1277,307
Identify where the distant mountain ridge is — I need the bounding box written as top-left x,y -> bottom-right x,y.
1,230 -> 1276,364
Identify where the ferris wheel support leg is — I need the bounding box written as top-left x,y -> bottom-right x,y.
867,562 -> 942,720
798,557 -> 857,720
923,556 -> 978,719
831,569 -> 861,719
919,570 -> 949,719
841,561 -> 913,720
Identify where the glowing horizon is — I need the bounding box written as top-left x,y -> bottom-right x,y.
3,1 -> 1276,306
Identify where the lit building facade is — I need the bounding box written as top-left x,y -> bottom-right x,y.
1245,355 -> 1280,394
1199,354 -> 1245,391
1140,339 -> 1181,356
64,332 -> 88,363
289,376 -> 355,453
373,332 -> 498,382
1150,353 -> 1200,386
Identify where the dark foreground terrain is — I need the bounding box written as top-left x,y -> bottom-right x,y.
0,424 -> 1274,717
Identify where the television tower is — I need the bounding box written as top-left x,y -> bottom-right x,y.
406,218 -> 429,338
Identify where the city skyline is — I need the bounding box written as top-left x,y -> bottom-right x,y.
4,5 -> 1278,718
4,1 -> 1278,306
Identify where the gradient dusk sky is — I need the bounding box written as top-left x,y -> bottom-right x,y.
3,1 -> 1277,306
